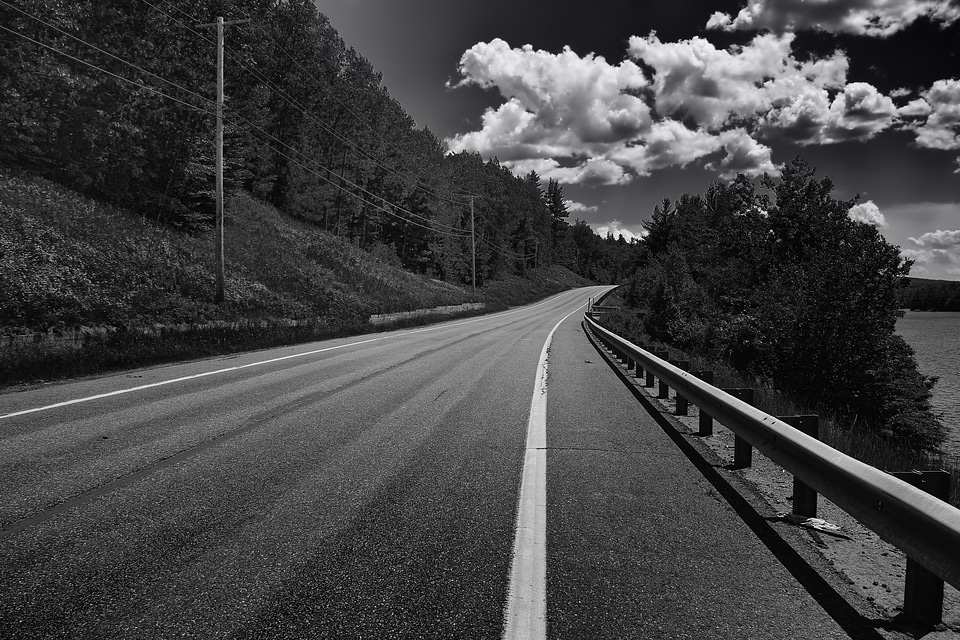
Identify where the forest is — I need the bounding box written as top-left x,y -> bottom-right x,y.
900,277 -> 960,311
611,159 -> 944,452
0,0 -> 634,288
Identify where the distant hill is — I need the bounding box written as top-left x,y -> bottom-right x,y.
899,277 -> 960,311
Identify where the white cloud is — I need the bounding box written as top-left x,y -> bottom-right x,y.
898,98 -> 933,117
847,200 -> 887,227
627,32 -> 900,146
592,220 -> 644,242
706,0 -> 960,36
628,32 -> 829,132
506,156 -> 631,186
909,79 -> 960,151
708,128 -> 781,179
446,39 -> 651,158
908,229 -> 960,248
564,199 -> 598,212
901,248 -> 931,263
824,83 -> 899,142
444,33 -> 931,185
906,230 -> 960,269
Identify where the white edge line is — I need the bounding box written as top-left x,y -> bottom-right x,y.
502,302 -> 585,640
0,288 -> 595,421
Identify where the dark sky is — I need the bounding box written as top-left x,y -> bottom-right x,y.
314,0 -> 960,280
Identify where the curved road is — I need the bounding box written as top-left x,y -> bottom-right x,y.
1,286 -> 871,638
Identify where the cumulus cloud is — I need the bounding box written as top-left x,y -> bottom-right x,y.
898,98 -> 933,117
593,221 -> 644,242
708,128 -> 781,179
706,0 -> 960,36
506,157 -> 631,186
907,230 -> 960,269
824,83 -> 899,142
444,33 -> 911,184
847,200 -> 887,227
564,200 -> 598,212
908,229 -> 960,248
628,32 -> 902,146
447,39 -> 650,155
908,79 -> 960,151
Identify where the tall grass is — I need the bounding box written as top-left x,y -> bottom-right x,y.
599,293 -> 960,507
0,170 -> 589,386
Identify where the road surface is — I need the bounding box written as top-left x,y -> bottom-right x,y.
1,286 -> 875,638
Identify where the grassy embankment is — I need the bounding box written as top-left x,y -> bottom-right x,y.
596,289 -> 960,507
0,170 -> 590,386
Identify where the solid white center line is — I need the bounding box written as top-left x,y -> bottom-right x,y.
502,303 -> 584,640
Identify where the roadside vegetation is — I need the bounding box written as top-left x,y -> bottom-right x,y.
0,170 -> 591,387
0,1 -> 640,387
600,159 -> 946,470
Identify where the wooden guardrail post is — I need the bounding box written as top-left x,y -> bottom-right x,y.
722,388 -> 755,467
891,470 -> 950,627
693,370 -> 714,435
672,361 -> 690,415
780,415 -> 820,517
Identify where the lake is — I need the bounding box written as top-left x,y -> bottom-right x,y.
896,311 -> 960,459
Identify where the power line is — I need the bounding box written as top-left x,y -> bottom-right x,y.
0,23 -> 214,116
242,19 -> 475,206
0,0 -> 213,107
222,107 -> 472,238
139,0 -> 472,214
7,5 -> 470,240
141,0 -> 469,209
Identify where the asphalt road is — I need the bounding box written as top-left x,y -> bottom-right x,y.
0,286 -> 871,639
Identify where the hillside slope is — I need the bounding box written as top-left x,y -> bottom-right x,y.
0,170 -> 590,384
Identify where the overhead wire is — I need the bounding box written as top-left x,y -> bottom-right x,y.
0,0 -> 213,107
0,22 -> 214,117
7,2 -> 545,255
141,0 -> 471,209
242,18 -> 478,205
134,0 -> 472,236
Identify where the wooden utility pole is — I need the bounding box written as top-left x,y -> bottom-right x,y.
469,196 -> 476,295
197,16 -> 249,304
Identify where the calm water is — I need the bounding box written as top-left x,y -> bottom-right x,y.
897,311 -> 960,458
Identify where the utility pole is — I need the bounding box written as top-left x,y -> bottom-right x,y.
468,196 -> 477,295
197,16 -> 249,304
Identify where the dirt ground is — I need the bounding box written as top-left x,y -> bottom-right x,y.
595,342 -> 960,639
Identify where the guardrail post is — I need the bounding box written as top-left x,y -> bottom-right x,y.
723,388 -> 755,467
780,415 -> 819,517
891,470 -> 949,627
672,361 -> 690,415
655,351 -> 670,398
693,371 -> 714,435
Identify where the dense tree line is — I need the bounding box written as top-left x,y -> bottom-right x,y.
618,158 -> 942,450
899,278 -> 960,311
0,0 -> 632,285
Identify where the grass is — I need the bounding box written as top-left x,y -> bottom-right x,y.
598,290 -> 960,507
0,169 -> 590,387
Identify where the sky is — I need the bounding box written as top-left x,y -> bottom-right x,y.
313,0 -> 960,280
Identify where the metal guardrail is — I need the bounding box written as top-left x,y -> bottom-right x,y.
585,313 -> 960,592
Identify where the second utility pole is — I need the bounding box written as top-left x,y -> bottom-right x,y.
197,16 -> 249,304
